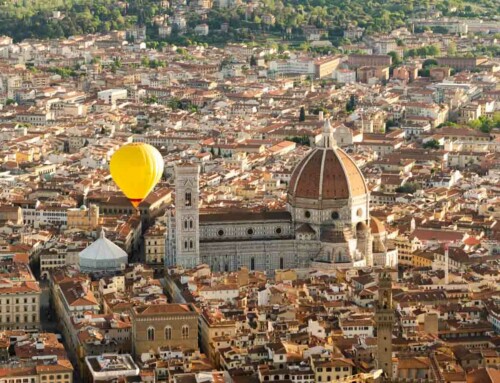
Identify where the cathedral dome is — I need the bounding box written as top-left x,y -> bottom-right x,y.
288,119 -> 368,205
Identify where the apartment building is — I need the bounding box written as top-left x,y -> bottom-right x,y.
0,256 -> 41,331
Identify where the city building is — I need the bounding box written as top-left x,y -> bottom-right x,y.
0,256 -> 41,331
167,119 -> 375,271
79,230 -> 128,273
130,304 -> 199,359
85,354 -> 139,382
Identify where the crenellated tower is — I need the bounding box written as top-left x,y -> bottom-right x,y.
375,270 -> 394,379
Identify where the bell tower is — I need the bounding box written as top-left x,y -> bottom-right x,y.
174,163 -> 200,269
375,270 -> 394,379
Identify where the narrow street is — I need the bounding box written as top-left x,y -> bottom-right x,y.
39,280 -> 58,334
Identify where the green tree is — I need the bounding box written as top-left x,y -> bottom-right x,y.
468,115 -> 499,133
388,51 -> 401,66
299,106 -> 306,122
346,95 -> 357,113
447,42 -> 457,56
396,182 -> 420,194
423,139 -> 440,149
286,135 -> 310,146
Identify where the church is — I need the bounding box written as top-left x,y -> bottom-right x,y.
165,119 -> 395,272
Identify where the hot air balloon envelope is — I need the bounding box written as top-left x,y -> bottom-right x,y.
110,143 -> 164,208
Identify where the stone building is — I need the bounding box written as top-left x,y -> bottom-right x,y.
67,204 -> 99,230
375,271 -> 395,379
130,303 -> 199,359
145,224 -> 167,265
166,119 -> 377,272
0,256 -> 41,331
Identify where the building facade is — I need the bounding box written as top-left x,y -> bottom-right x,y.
130,304 -> 199,359
0,257 -> 41,331
166,119 -> 376,272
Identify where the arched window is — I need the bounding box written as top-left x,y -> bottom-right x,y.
165,326 -> 172,340
250,257 -> 255,271
189,240 -> 193,249
280,257 -> 284,269
184,220 -> 188,229
147,327 -> 155,341
181,325 -> 189,339
184,241 -> 188,250
185,191 -> 192,206
189,219 -> 193,229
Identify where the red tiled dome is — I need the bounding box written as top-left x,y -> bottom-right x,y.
288,147 -> 368,202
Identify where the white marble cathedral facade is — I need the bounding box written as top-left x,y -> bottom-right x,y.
166,120 -> 394,272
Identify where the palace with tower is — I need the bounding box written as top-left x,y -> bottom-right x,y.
166,119 -> 396,272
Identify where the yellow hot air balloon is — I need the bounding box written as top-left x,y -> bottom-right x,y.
110,143 -> 164,208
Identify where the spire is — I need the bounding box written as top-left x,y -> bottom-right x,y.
99,227 -> 105,239
319,118 -> 337,148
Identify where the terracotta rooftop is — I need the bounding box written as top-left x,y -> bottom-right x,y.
288,147 -> 367,202
133,303 -> 196,316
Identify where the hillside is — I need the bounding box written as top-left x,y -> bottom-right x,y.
0,0 -> 498,43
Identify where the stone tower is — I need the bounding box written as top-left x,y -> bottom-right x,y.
375,270 -> 394,379
174,163 -> 200,269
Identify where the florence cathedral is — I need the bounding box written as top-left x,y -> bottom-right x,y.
166,119 -> 396,272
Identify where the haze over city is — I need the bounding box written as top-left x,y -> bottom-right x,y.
0,0 -> 498,382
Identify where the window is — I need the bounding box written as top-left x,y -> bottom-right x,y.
189,219 -> 193,229
184,241 -> 188,250
182,325 -> 189,339
165,327 -> 172,340
275,227 -> 282,234
185,192 -> 192,206
250,257 -> 255,271
331,211 -> 339,220
184,220 -> 188,229
189,240 -> 193,249
247,228 -> 254,235
217,229 -> 224,237
304,211 -> 311,218
147,327 -> 155,341
280,257 -> 284,269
